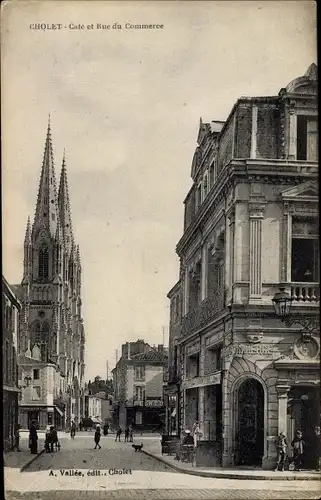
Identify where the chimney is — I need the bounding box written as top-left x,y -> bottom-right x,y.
158,344 -> 163,353
128,342 -> 131,360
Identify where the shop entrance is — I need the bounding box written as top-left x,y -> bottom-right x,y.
287,386 -> 320,469
236,378 -> 264,466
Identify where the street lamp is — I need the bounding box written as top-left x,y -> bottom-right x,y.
24,376 -> 32,387
272,287 -> 319,340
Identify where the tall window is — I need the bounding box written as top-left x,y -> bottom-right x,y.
291,218 -> 319,282
32,322 -> 41,344
297,115 -> 318,161
134,386 -> 144,401
134,366 -> 145,381
38,246 -> 49,280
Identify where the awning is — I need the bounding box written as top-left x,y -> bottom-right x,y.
54,406 -> 64,417
171,408 -> 177,417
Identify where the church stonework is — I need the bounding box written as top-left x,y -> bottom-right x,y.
18,120 -> 85,430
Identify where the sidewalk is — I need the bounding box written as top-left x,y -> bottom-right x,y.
4,438 -> 45,472
142,441 -> 321,481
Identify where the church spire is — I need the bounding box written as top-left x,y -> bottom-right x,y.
33,117 -> 60,237
58,150 -> 74,254
24,216 -> 31,245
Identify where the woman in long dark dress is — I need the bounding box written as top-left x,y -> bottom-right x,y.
29,421 -> 38,454
94,425 -> 101,449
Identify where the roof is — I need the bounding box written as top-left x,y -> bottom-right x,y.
2,278 -> 22,308
18,354 -> 44,366
18,354 -> 56,367
130,351 -> 168,363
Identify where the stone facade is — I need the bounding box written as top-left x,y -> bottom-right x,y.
112,340 -> 168,430
3,277 -> 21,450
166,64 -> 319,469
16,120 -> 86,430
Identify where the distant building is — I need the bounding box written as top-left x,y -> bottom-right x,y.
95,391 -> 113,423
18,344 -> 64,429
84,394 -> 102,425
3,276 -> 21,450
112,340 -> 168,429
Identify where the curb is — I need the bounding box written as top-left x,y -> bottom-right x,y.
142,450 -> 320,481
20,449 -> 45,472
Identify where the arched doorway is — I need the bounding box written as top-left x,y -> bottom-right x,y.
236,378 -> 264,466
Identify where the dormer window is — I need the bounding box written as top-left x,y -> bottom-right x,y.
297,115 -> 318,161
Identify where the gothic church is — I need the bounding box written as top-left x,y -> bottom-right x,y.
17,120 -> 85,429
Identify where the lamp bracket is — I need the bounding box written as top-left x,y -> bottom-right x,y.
283,315 -> 319,339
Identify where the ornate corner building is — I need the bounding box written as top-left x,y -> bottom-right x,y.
166,64 -> 319,469
16,120 -> 86,430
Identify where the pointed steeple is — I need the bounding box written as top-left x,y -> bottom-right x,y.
33,117 -> 60,238
22,216 -> 32,284
24,216 -> 31,246
58,150 -> 74,254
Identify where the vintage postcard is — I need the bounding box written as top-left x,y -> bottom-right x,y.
2,1 -> 319,499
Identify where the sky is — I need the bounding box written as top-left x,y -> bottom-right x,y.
2,1 -> 316,380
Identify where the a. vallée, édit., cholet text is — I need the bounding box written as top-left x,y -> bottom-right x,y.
29,23 -> 164,31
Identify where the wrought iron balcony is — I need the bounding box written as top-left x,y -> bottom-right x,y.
181,287 -> 225,336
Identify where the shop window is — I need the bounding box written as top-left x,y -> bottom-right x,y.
135,411 -> 142,425
297,115 -> 318,161
291,218 -> 319,282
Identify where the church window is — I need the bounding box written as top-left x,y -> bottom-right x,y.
32,322 -> 41,344
44,197 -> 48,204
52,213 -> 55,221
38,246 -> 49,280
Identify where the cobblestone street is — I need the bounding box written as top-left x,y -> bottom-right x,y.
5,434 -> 321,499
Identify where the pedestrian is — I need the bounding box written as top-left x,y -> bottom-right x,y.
312,426 -> 321,471
115,426 -> 122,442
70,421 -> 76,439
50,426 -> 59,452
129,425 -> 133,442
13,424 -> 21,452
94,425 -> 101,449
103,422 -> 109,436
79,421 -> 83,432
275,432 -> 287,471
124,426 -> 129,442
291,430 -> 305,471
29,420 -> 38,454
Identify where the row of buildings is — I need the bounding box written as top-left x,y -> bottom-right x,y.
3,121 -> 87,449
164,64 -> 319,469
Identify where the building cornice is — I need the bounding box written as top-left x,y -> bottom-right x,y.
176,159 -> 318,256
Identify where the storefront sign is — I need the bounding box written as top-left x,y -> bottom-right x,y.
145,400 -> 163,408
222,344 -> 277,358
181,371 -> 221,390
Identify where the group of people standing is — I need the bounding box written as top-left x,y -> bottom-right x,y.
275,427 -> 321,472
115,425 -> 134,442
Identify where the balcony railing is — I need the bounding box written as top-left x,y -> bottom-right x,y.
181,287 -> 225,336
291,283 -> 320,303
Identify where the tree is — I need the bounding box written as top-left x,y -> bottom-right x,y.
87,376 -> 114,396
